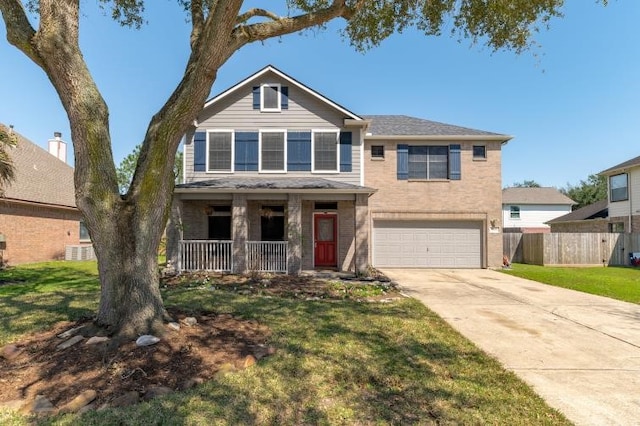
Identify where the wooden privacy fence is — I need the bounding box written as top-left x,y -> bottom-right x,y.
503,233 -> 640,266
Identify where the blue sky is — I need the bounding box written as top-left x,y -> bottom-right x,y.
1,1 -> 638,189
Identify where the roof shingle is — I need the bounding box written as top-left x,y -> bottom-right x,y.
502,187 -> 575,205
1,125 -> 76,208
362,115 -> 504,137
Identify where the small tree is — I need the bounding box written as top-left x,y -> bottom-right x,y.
0,0 -> 603,338
117,145 -> 183,194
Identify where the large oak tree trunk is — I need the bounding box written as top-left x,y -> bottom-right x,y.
90,203 -> 172,338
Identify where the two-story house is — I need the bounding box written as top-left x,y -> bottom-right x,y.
502,187 -> 575,233
166,66 -> 511,274
600,155 -> 640,233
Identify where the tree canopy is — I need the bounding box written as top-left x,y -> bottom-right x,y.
509,180 -> 542,188
0,0 -> 605,337
0,124 -> 16,195
560,174 -> 607,210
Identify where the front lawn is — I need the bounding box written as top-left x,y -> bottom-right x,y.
502,263 -> 640,304
0,261 -> 570,425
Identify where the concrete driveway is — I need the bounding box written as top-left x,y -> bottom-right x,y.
381,268 -> 640,426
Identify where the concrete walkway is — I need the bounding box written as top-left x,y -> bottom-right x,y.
381,268 -> 640,426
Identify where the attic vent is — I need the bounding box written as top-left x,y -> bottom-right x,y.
65,245 -> 95,261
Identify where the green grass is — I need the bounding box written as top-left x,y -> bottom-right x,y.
502,263 -> 640,304
0,261 -> 570,425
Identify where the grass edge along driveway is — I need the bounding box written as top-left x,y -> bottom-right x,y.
0,261 -> 570,425
502,263 -> 640,304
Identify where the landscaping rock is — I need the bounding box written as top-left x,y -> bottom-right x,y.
136,335 -> 160,347
77,402 -> 96,414
253,344 -> 276,360
56,335 -> 84,351
20,395 -> 55,415
85,336 -> 109,345
182,317 -> 197,326
237,354 -> 256,369
142,385 -> 172,401
167,322 -> 181,331
1,344 -> 22,360
57,325 -> 84,339
58,389 -> 97,414
108,391 -> 139,408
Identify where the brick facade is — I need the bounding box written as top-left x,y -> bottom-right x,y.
364,141 -> 504,268
0,201 -> 82,265
549,219 -> 610,233
608,216 -> 640,233
170,197 -> 364,273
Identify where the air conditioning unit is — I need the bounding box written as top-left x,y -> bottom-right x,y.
65,245 -> 95,261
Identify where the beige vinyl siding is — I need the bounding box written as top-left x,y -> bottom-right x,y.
608,167 -> 640,218
185,71 -> 361,185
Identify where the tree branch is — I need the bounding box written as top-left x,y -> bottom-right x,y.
0,0 -> 41,65
189,0 -> 204,50
229,0 -> 359,48
236,8 -> 281,24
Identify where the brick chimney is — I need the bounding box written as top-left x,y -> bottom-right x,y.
48,131 -> 67,163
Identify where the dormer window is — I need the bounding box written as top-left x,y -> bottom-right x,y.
253,84 -> 288,112
261,84 -> 281,112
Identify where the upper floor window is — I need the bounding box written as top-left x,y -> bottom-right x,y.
371,145 -> 384,159
473,145 -> 486,160
208,131 -> 233,172
408,146 -> 448,179
261,84 -> 281,112
510,206 -> 521,219
260,130 -> 286,172
313,131 -> 339,172
610,173 -> 628,202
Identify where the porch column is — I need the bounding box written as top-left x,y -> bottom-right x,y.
355,193 -> 369,274
166,198 -> 183,271
232,194 -> 248,273
287,194 -> 302,275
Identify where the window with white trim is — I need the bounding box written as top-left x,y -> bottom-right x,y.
313,131 -> 339,172
259,130 -> 286,172
261,84 -> 281,112
207,131 -> 233,172
510,206 -> 520,219
610,173 -> 628,202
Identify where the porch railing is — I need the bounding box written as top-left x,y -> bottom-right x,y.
179,240 -> 233,272
246,241 -> 288,273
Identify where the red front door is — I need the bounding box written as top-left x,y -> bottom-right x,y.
314,214 -> 337,267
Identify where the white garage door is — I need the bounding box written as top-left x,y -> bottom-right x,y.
373,220 -> 482,268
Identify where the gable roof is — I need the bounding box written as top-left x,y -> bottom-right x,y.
600,154 -> 640,175
547,199 -> 608,224
502,187 -> 575,205
362,115 -> 511,141
203,65 -> 363,121
1,125 -> 76,208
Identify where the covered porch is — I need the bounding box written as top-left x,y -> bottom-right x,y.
167,177 -> 374,274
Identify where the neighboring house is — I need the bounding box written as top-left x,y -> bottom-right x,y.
600,154 -> 640,233
167,65 -> 511,274
547,199 -> 609,233
502,187 -> 575,233
0,126 -> 89,264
